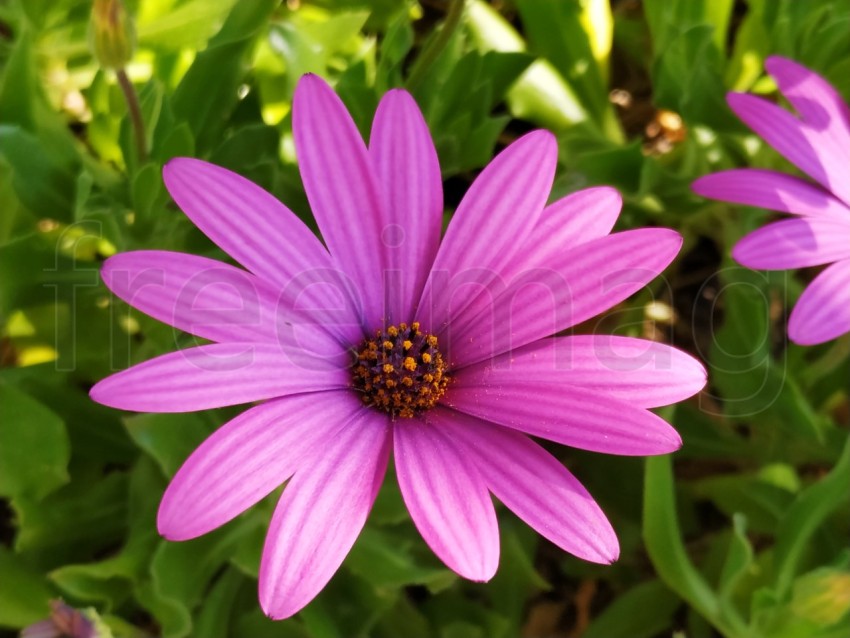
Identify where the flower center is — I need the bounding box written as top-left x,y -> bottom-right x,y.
352,322 -> 450,419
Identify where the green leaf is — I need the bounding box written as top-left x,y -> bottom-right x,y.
124,411 -> 215,478
345,527 -> 455,590
0,125 -> 76,221
172,0 -> 278,152
515,0 -> 620,137
773,435 -> 850,598
13,472 -> 129,568
718,514 -> 755,603
192,568 -> 246,638
582,579 -> 680,638
643,454 -> 749,638
466,0 -> 588,130
652,25 -> 736,128
137,0 -> 239,50
0,547 -> 54,628
486,519 -> 547,631
0,384 -> 70,500
691,473 -> 794,535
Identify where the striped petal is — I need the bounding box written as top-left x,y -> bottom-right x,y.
293,74 -> 386,331
445,381 -> 682,456
732,218 -> 850,270
162,159 -> 362,344
259,409 -> 391,620
157,391 -> 363,540
395,418 -> 499,580
101,250 -> 343,351
89,342 -> 349,412
370,89 -> 443,324
459,335 -> 706,409
448,228 -> 682,368
788,259 -> 850,345
440,409 -> 619,564
416,130 -> 557,335
692,169 -> 850,220
765,56 -> 850,206
727,92 -> 848,204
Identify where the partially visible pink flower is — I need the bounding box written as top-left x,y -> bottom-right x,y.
21,600 -> 99,638
693,56 -> 850,345
90,74 -> 706,619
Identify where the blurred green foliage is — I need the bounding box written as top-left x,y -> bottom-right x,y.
1,0 -> 848,637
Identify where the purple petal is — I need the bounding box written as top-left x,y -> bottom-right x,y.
157,391 -> 363,540
765,56 -> 850,206
438,409 -> 619,563
89,342 -> 349,412
692,169 -> 850,220
293,74 -> 386,330
460,335 -> 706,408
369,89 -> 443,324
732,218 -> 850,270
416,130 -> 558,334
259,409 -> 391,620
101,250 -> 342,350
531,186 -> 622,253
788,259 -> 850,345
162,159 -> 362,344
394,418 -> 499,580
448,228 -> 683,367
726,92 -> 848,204
445,381 -> 682,456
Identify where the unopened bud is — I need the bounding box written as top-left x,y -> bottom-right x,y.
89,0 -> 135,70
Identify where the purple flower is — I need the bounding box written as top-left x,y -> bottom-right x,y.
21,600 -> 98,638
91,75 -> 706,619
693,56 -> 850,345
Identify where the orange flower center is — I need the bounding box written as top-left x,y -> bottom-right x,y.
352,322 -> 450,419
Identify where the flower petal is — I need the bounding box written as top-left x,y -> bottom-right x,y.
438,409 -> 618,564
732,218 -> 850,270
162,159 -> 362,344
416,130 -> 557,334
448,228 -> 682,367
765,56 -> 850,206
788,259 -> 850,345
101,250 -> 341,351
259,409 -> 391,620
460,335 -> 706,409
89,342 -> 349,412
369,89 -> 443,324
531,186 -> 621,253
293,74 -> 386,330
394,418 -> 499,581
692,169 -> 850,220
726,92 -> 848,204
157,391 -> 363,540
445,381 -> 682,456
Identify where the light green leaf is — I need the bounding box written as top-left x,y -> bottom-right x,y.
644,454 -> 749,638
0,384 -> 70,500
773,435 -> 850,598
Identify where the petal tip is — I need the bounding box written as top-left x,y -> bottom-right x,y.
691,174 -> 717,198
88,379 -> 111,407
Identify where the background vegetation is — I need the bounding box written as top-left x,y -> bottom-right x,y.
1,0 -> 848,636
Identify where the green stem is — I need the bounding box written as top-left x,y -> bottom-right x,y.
116,67 -> 147,164
644,452 -> 753,638
406,0 -> 465,92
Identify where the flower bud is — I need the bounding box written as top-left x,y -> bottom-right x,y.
88,0 -> 136,70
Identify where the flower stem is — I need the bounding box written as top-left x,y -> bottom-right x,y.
406,0 -> 465,92
116,67 -> 147,164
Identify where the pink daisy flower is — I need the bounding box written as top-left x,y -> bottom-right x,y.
91,75 -> 706,619
693,56 -> 850,345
